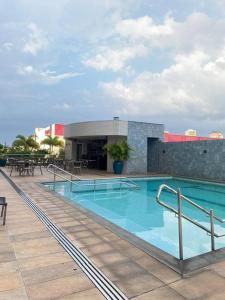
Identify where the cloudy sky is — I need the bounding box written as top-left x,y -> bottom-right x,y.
1,0 -> 225,143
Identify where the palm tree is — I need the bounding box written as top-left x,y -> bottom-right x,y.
41,135 -> 64,153
12,135 -> 39,152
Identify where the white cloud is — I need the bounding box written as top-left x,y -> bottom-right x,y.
2,42 -> 13,51
101,49 -> 225,120
83,12 -> 225,73
23,23 -> 48,55
116,15 -> 174,40
17,65 -> 81,84
54,102 -> 72,110
115,12 -> 225,54
18,65 -> 34,75
83,45 -> 148,71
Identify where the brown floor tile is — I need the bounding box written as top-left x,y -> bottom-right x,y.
0,232 -> 10,243
67,229 -> 94,240
7,224 -> 46,236
26,272 -> 94,300
18,251 -> 73,271
136,254 -> 180,284
0,243 -> 14,253
209,260 -> 225,277
115,272 -> 164,298
0,251 -> 16,263
0,261 -> 19,275
10,230 -> 51,242
101,261 -> 147,281
0,287 -> 28,300
169,270 -> 225,299
57,220 -> 81,227
77,236 -> 103,247
13,238 -> 63,259
0,272 -> 23,292
90,251 -> 129,267
81,242 -> 114,256
63,225 -> 88,234
51,217 -> 75,223
57,288 -> 105,299
132,286 -> 185,300
22,261 -> 78,286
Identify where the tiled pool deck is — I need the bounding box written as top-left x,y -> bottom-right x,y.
1,169 -> 225,299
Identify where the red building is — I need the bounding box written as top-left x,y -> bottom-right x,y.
163,133 -> 219,143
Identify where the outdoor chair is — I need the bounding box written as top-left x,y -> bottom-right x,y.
34,159 -> 43,175
81,160 -> 88,169
73,161 -> 82,174
22,161 -> 35,176
65,160 -> 73,172
9,159 -> 19,176
0,197 -> 7,225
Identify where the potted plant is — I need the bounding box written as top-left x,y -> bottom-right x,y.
0,155 -> 7,167
104,141 -> 131,174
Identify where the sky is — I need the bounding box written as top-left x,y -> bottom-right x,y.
1,0 -> 225,144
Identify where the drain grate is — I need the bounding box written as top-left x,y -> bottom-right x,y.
1,170 -> 128,300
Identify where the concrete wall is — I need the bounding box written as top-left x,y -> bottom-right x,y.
65,140 -> 72,160
148,139 -> 225,181
65,140 -> 77,160
64,120 -> 128,138
127,121 -> 164,174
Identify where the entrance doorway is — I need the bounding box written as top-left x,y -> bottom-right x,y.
76,138 -> 107,170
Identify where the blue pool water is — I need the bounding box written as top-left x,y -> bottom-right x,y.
43,177 -> 225,259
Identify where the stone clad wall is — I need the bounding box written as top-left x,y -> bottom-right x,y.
148,139 -> 225,181
127,121 -> 164,174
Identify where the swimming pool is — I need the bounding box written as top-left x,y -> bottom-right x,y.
43,177 -> 225,259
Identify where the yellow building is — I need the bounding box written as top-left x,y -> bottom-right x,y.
209,131 -> 224,139
185,129 -> 197,136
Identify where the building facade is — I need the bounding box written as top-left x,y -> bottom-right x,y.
64,120 -> 164,174
35,123 -> 65,152
185,129 -> 197,136
209,131 -> 224,139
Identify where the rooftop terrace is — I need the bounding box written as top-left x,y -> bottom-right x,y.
1,168 -> 225,299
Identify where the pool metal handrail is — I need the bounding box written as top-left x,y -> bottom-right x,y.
47,164 -> 81,191
47,164 -> 81,180
156,184 -> 225,261
47,164 -> 139,191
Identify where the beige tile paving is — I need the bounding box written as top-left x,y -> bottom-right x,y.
2,168 -> 225,299
0,287 -> 28,300
26,272 -> 94,300
132,286 -> 185,300
0,272 -> 23,292
0,172 -> 98,300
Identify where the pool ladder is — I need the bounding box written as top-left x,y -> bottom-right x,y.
156,184 -> 225,261
47,164 -> 139,192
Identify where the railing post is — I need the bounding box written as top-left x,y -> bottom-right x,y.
177,189 -> 183,261
53,173 -> 56,190
70,174 -> 73,192
210,209 -> 215,251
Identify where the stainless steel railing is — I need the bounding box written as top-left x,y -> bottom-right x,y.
47,164 -> 139,192
156,184 -> 225,260
47,164 -> 81,191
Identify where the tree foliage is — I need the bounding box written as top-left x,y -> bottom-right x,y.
104,140 -> 131,161
41,135 -> 64,153
12,135 -> 39,152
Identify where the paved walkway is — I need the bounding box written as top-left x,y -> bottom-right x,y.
1,168 -> 225,299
